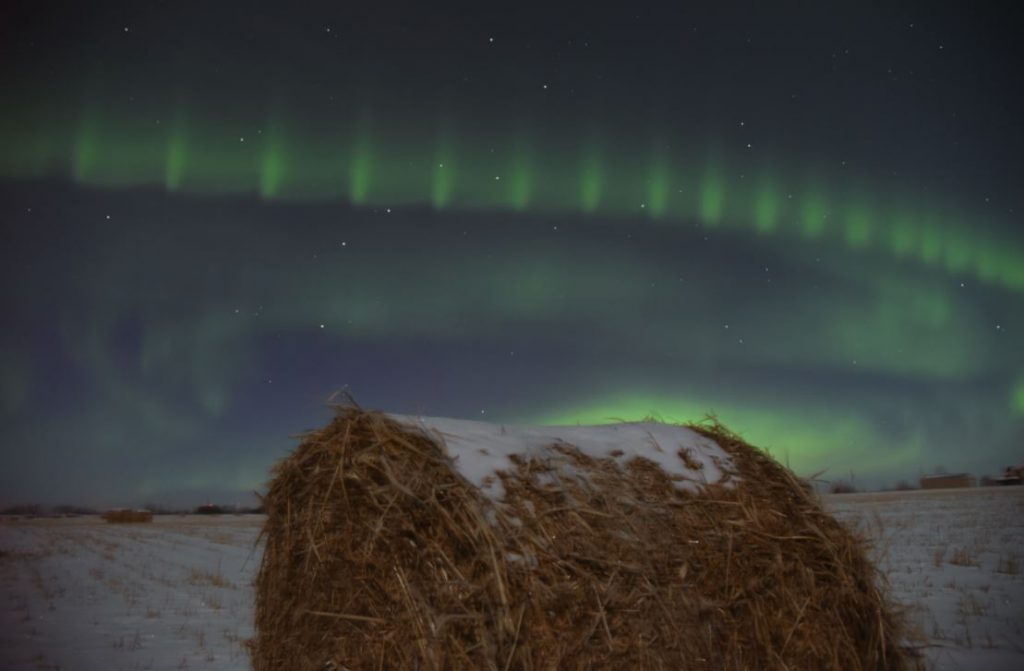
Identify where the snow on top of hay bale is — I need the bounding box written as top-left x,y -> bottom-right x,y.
394,415 -> 733,501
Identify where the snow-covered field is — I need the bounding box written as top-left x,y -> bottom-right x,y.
826,486 -> 1024,670
1,486 -> 1021,670
0,515 -> 260,670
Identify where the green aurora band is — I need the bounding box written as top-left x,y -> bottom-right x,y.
2,103 -> 1023,295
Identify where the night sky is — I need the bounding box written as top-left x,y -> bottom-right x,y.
2,2 -> 1022,506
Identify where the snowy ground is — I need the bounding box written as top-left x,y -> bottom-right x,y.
0,515 -> 260,670
826,486 -> 1024,670
1,487 -> 1021,670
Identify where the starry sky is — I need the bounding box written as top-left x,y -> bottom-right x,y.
1,2 -> 1022,506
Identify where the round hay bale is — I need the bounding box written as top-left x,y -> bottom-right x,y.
251,406 -> 920,670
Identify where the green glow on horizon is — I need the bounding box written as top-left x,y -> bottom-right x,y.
525,393 -> 928,476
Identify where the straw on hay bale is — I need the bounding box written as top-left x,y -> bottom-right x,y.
252,405 -> 920,670
102,509 -> 153,523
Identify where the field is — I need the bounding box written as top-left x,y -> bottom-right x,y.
0,515 -> 259,670
1,487 -> 1021,670
827,486 -> 1024,670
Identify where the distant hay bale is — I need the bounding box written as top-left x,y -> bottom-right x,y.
102,509 -> 153,523
252,406 -> 920,670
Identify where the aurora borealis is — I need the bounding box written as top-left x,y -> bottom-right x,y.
1,2 -> 1022,505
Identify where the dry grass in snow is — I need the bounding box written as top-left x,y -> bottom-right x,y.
0,515 -> 259,670
826,486 -> 1024,671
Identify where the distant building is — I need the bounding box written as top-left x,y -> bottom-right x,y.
994,464 -> 1023,486
919,473 -> 976,490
